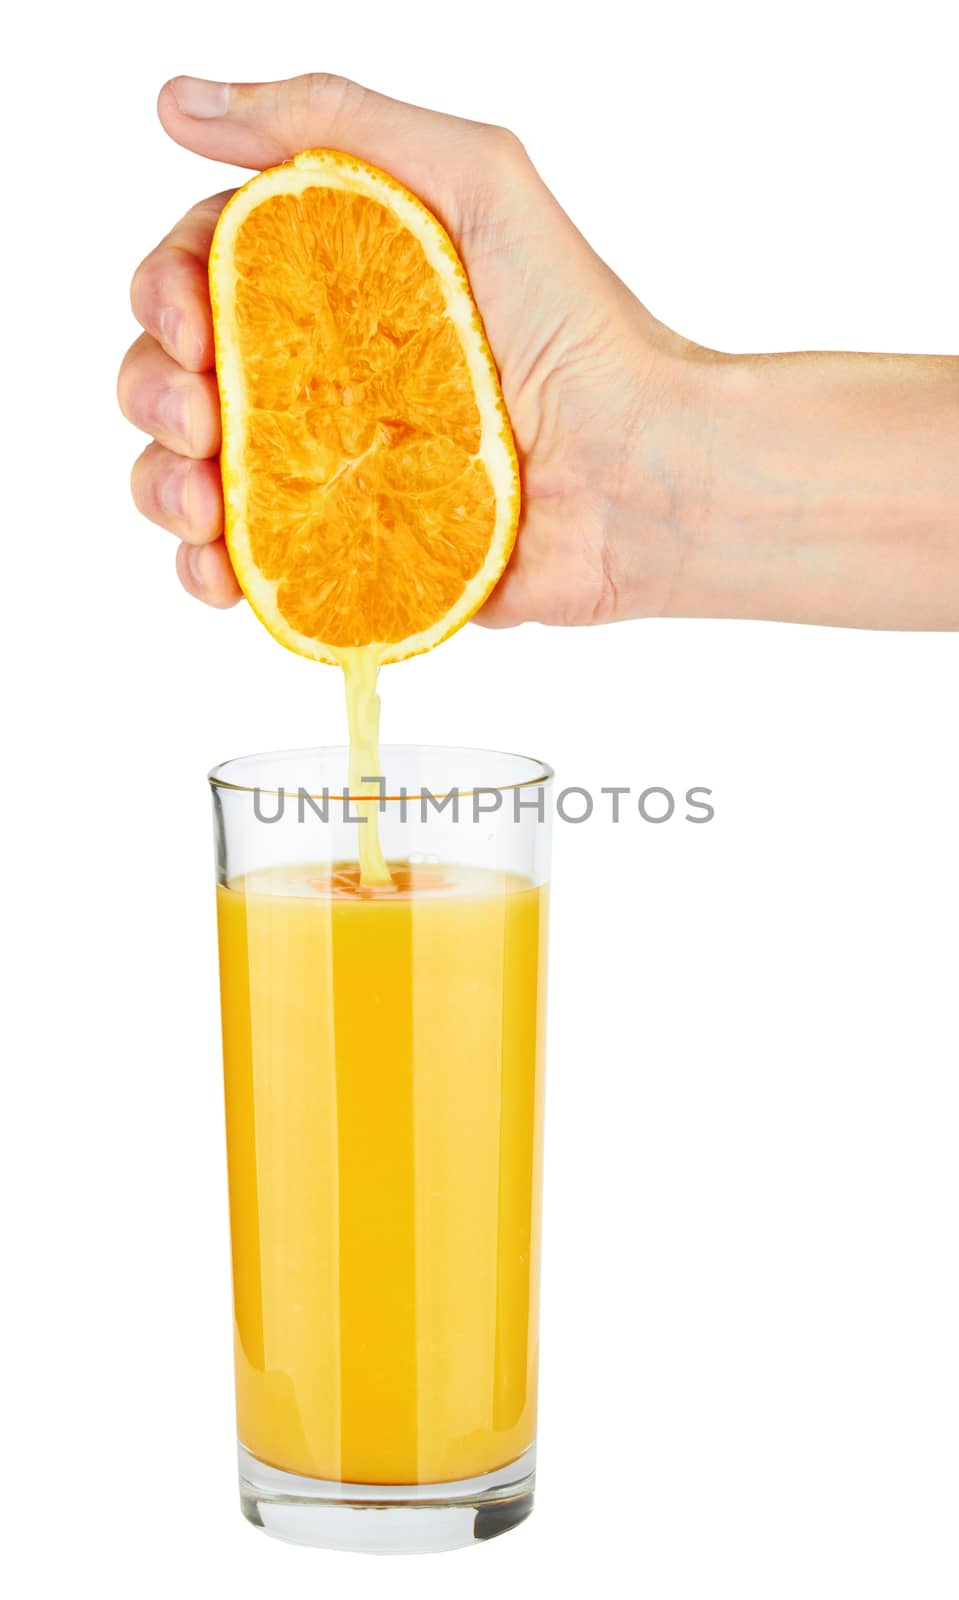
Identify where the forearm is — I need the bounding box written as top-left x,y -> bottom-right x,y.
662,350 -> 959,630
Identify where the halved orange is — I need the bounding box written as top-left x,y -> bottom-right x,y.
209,150 -> 520,665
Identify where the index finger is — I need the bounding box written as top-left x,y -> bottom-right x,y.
130,190 -> 234,372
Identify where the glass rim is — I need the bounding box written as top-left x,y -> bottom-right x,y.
207,744 -> 555,802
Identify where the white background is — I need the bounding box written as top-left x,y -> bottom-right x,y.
3,1 -> 957,1595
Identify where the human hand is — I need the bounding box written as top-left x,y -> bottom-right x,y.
118,73 -> 717,626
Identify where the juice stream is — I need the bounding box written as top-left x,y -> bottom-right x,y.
340,647 -> 391,887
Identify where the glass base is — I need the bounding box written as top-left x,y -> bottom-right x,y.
238,1442 -> 536,1554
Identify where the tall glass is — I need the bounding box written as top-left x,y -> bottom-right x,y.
209,746 -> 552,1553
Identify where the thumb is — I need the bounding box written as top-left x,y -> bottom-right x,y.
158,74 -> 483,218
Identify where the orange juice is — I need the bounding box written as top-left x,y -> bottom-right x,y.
216,859 -> 548,1486
342,650 -> 392,887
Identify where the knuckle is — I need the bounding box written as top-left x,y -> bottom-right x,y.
129,251 -> 161,325
129,452 -> 146,507
305,71 -> 365,120
486,123 -> 527,163
130,448 -> 162,520
131,244 -> 192,331
116,354 -> 138,420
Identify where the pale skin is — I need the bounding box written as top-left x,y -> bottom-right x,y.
118,74 -> 959,631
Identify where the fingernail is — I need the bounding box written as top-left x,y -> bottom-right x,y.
156,387 -> 189,442
186,544 -> 205,586
160,459 -> 190,521
158,306 -> 182,358
186,327 -> 206,368
170,77 -> 230,118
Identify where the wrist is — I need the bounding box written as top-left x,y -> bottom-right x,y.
654,350 -> 773,623
657,349 -> 959,629
606,318 -> 735,623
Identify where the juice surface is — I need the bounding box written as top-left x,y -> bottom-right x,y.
216,860 -> 548,1485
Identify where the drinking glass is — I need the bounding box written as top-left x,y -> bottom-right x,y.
208,746 -> 552,1553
